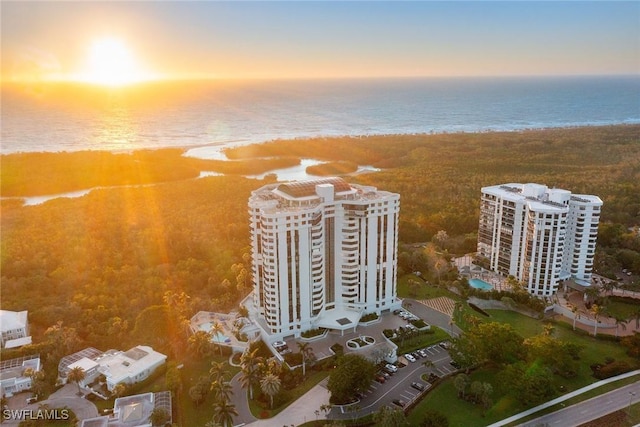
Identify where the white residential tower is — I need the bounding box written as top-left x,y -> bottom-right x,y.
248,178 -> 400,338
477,183 -> 602,296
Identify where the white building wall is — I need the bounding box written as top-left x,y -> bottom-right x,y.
249,179 -> 400,338
478,183 -> 602,297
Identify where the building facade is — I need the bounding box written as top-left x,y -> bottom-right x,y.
248,178 -> 400,338
478,183 -> 602,296
0,310 -> 31,349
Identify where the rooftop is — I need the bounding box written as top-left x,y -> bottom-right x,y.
277,177 -> 352,198
0,310 -> 28,332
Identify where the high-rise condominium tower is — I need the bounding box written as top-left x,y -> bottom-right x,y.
248,178 -> 400,338
478,183 -> 602,296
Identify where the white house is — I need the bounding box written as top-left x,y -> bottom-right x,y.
0,355 -> 41,397
58,346 -> 166,392
0,310 -> 31,349
80,391 -> 172,427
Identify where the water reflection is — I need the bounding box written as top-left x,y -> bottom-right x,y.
92,100 -> 137,151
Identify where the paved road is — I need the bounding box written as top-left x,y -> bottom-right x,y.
405,298 -> 463,337
2,384 -> 98,426
328,342 -> 455,421
519,381 -> 640,427
230,372 -> 257,425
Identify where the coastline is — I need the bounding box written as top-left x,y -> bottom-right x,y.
2,124 -> 639,201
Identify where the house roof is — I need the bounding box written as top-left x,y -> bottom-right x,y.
0,310 -> 28,332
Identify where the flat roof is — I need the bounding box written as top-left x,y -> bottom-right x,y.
277,178 -> 352,198
315,307 -> 362,330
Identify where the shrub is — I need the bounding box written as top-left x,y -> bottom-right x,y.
592,360 -> 633,379
301,328 -> 326,338
411,319 -> 428,328
360,312 -> 379,322
468,302 -> 490,317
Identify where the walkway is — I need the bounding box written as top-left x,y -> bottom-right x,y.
419,296 -> 456,317
244,380 -> 331,427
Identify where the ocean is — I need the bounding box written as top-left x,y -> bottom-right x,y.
1,76 -> 639,159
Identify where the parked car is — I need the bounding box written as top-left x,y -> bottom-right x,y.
411,382 -> 426,391
374,374 -> 386,383
393,309 -> 402,315
450,360 -> 461,369
385,363 -> 398,373
404,354 -> 416,363
392,399 -> 406,408
418,349 -> 428,358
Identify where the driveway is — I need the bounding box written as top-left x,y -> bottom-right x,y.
2,384 -> 99,426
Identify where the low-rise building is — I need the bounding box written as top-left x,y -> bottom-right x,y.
0,354 -> 40,397
0,310 -> 32,349
58,346 -> 167,392
80,391 -> 172,427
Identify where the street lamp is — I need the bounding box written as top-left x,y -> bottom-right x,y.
628,391 -> 636,417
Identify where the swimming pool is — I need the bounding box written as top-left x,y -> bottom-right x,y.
198,322 -> 231,343
469,278 -> 493,290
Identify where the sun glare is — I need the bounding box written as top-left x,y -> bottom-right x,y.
80,38 -> 149,86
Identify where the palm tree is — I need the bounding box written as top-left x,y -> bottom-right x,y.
239,349 -> 262,400
591,304 -> 603,337
260,372 -> 281,409
212,399 -> 238,427
211,379 -> 233,404
422,359 -> 435,370
210,321 -> 225,356
297,341 -> 314,377
614,315 -> 628,338
571,306 -> 580,330
188,330 -> 213,359
209,361 -> 228,383
67,366 -> 86,396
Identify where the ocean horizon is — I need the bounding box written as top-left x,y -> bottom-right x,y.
2,75 -> 639,158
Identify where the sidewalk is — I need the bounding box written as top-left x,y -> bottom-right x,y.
244,380 -> 331,427
487,369 -> 640,426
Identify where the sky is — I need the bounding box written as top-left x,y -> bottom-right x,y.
1,1 -> 639,82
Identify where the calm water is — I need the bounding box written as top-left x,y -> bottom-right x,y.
2,76 -> 639,158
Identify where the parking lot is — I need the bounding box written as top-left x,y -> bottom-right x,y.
332,341 -> 456,419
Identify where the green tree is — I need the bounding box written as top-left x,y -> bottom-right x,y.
188,330 -> 214,359
327,354 -> 375,404
210,321 -> 225,356
239,348 -> 262,400
591,304 -> 604,336
150,407 -> 170,427
211,379 -> 233,404
297,341 -> 315,378
373,405 -> 408,427
260,372 -> 281,409
212,400 -> 238,427
67,366 -> 85,396
420,409 -> 449,427
453,373 -> 470,399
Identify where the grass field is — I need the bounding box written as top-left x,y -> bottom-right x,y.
408,307 -> 639,427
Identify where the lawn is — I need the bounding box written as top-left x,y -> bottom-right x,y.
407,305 -> 640,427
177,354 -> 240,427
248,370 -> 329,419
395,326 -> 451,355
408,368 -> 517,427
604,296 -> 640,321
397,274 -> 461,301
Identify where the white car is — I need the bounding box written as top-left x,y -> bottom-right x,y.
404,353 -> 416,363
385,363 -> 398,373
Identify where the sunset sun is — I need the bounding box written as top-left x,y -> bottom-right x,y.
80,38 -> 149,86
